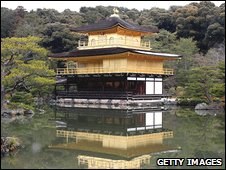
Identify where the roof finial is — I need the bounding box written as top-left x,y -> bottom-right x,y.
110,7 -> 120,18
113,8 -> 119,14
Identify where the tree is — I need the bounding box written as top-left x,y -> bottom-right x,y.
14,6 -> 27,26
14,10 -> 44,37
1,36 -> 55,109
193,42 -> 225,67
148,29 -> 177,53
203,23 -> 225,48
211,61 -> 225,98
185,66 -> 219,103
79,6 -> 105,24
148,30 -> 199,89
147,7 -> 176,32
36,8 -> 60,24
40,23 -> 79,53
172,38 -> 198,86
60,9 -> 84,26
172,1 -> 225,52
1,7 -> 16,38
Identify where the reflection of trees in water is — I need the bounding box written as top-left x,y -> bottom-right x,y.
194,111 -> 225,159
150,108 -> 225,169
163,108 -> 224,159
2,106 -> 224,169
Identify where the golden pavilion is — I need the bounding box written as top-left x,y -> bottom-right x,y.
49,9 -> 181,102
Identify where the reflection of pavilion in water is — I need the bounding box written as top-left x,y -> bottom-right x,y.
49,107 -> 176,169
77,155 -> 151,169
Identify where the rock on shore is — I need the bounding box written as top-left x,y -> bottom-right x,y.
195,102 -> 224,110
1,108 -> 34,118
1,137 -> 21,157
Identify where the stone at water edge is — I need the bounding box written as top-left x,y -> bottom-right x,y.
195,102 -> 224,110
24,109 -> 34,115
1,108 -> 34,117
195,103 -> 209,110
1,137 -> 21,157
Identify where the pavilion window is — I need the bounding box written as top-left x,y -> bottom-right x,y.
135,39 -> 139,46
98,35 -> 107,45
91,39 -> 96,46
119,37 -> 124,44
109,37 -> 114,45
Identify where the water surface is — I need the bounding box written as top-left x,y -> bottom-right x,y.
1,105 -> 225,169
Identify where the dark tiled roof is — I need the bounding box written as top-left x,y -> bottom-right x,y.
70,16 -> 158,33
49,47 -> 182,59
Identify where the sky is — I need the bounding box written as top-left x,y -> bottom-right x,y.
1,1 -> 225,12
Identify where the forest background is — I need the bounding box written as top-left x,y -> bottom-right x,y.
1,1 -> 225,110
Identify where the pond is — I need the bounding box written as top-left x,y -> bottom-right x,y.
1,105 -> 225,169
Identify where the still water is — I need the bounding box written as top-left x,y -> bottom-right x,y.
1,105 -> 225,169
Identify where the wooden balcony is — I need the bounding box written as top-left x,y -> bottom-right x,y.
56,67 -> 173,75
78,38 -> 151,50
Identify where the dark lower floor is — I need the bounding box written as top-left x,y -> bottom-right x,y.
54,74 -> 170,100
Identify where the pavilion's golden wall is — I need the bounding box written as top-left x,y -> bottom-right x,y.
76,56 -> 163,73
88,33 -> 141,46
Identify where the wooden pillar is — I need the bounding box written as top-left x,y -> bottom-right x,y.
113,81 -> 115,90
66,78 -> 69,92
54,84 -> 57,99
78,40 -> 80,47
66,61 -> 69,74
135,79 -> 138,95
66,131 -> 69,143
124,77 -> 128,91
102,76 -> 105,91
54,106 -> 57,120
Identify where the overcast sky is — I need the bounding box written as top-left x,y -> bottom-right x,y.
1,1 -> 224,12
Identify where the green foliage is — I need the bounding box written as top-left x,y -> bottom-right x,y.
204,23 -> 225,48
173,38 -> 199,57
1,36 -> 47,59
80,6 -> 106,24
179,45 -> 225,103
40,23 -> 79,53
177,98 -> 206,106
8,92 -> 35,110
175,86 -> 185,97
184,66 -> 219,103
211,83 -> 225,98
218,61 -> 225,81
1,7 -> 16,38
174,107 -> 198,117
168,86 -> 185,98
1,3 -> 225,105
148,29 -> 177,53
150,31 -> 199,87
14,10 -> 45,37
211,61 -> 225,98
173,38 -> 199,86
8,102 -> 34,111
1,36 -> 55,108
1,2 -> 225,52
138,7 -> 175,32
172,1 -> 225,52
10,92 -> 34,105
66,61 -> 77,68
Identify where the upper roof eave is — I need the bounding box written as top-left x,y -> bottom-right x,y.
70,16 -> 158,34
48,47 -> 182,59
70,24 -> 157,34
